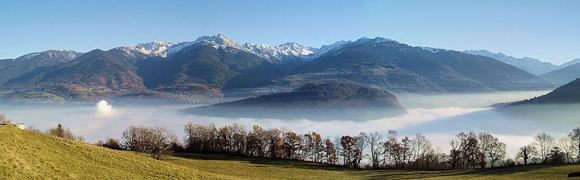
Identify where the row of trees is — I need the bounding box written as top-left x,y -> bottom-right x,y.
178,123 -> 580,169
38,121 -> 580,169
517,131 -> 580,165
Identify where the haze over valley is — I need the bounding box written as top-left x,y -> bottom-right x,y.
2,33 -> 580,159
2,1 -> 580,179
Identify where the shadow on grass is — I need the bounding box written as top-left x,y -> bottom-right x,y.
364,164 -> 567,180
173,153 -> 574,179
173,153 -> 355,171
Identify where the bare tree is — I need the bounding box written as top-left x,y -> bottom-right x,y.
534,132 -> 555,164
122,125 -> 178,160
146,126 -> 178,160
341,135 -> 361,168
486,139 -> 506,168
367,132 -> 383,169
478,132 -> 506,168
556,136 -> 575,163
569,127 -> 580,163
383,130 -> 399,168
455,132 -> 480,169
0,114 -> 10,124
324,138 -> 338,164
449,137 -> 461,169
412,133 -> 433,170
517,145 -> 536,165
284,131 -> 301,160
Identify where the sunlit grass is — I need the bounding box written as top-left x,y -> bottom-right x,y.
1,126 -> 578,179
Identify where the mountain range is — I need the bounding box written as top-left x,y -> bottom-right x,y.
0,34 -> 566,102
463,50 -> 559,76
464,50 -> 580,86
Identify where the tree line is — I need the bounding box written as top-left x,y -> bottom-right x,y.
87,123 -> 580,170
3,112 -> 578,169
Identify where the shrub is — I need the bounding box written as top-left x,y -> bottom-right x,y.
96,138 -> 124,150
47,123 -> 84,141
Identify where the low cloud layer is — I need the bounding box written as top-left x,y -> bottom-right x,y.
95,100 -> 115,117
1,91 -> 577,159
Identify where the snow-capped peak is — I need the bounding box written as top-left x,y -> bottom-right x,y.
195,33 -> 243,50
15,50 -> 81,61
118,41 -> 194,58
242,42 -> 317,61
420,47 -> 444,53
353,37 -> 397,45
19,52 -> 42,60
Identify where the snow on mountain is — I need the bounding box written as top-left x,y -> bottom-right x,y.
13,50 -> 81,62
312,37 -> 400,57
118,41 -> 194,58
242,42 -> 317,61
194,33 -> 244,50
115,34 -> 353,62
420,47 -> 445,53
19,52 -> 42,60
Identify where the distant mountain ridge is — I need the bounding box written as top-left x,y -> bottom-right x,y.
278,38 -> 553,93
560,58 -> 580,68
0,50 -> 82,85
463,50 -> 558,76
541,63 -> 580,86
0,34 -> 558,101
463,50 -> 580,86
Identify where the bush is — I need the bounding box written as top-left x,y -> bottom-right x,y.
46,123 -> 84,141
122,125 -> 178,160
96,138 -> 124,150
0,114 -> 12,124
503,159 -> 516,167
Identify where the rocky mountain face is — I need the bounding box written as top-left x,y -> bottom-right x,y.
187,81 -> 406,120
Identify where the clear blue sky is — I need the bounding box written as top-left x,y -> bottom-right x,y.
1,0 -> 579,64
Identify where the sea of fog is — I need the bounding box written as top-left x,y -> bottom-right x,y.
2,90 -> 579,159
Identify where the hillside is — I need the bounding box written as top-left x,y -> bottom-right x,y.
0,126 -> 228,179
1,126 -> 578,179
510,78 -> 580,104
189,81 -> 406,120
541,63 -> 580,86
0,50 -> 82,84
2,49 -> 149,100
280,38 -> 553,93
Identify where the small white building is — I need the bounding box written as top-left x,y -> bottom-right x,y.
0,123 -> 26,130
14,123 -> 26,130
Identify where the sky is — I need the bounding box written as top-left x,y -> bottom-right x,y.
1,0 -> 579,64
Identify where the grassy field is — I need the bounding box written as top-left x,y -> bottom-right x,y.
0,126 -> 230,179
1,126 -> 579,180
